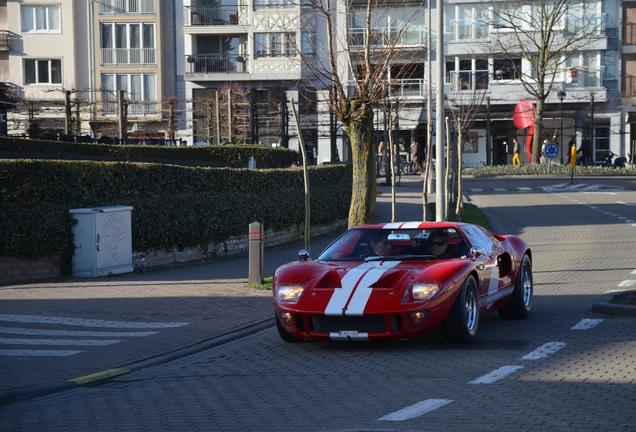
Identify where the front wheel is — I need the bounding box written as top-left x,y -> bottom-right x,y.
275,315 -> 303,343
444,276 -> 479,343
498,254 -> 533,320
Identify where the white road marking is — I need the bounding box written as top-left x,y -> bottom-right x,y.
618,280 -> 636,287
571,319 -> 603,330
0,349 -> 82,357
494,188 -> 507,192
583,192 -> 617,195
517,187 -> 532,191
0,338 -> 121,346
378,399 -> 453,421
589,206 -> 598,209
618,217 -> 628,220
626,220 -> 635,223
521,342 -> 566,360
631,269 -> 636,275
615,201 -> 627,205
0,315 -> 188,329
632,224 -> 636,227
470,188 -> 483,192
0,327 -> 158,337
469,365 -> 524,384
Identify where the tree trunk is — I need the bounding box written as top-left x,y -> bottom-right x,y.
532,99 -> 545,165
456,121 -> 464,221
444,116 -> 451,219
423,125 -> 432,221
388,114 -> 397,222
344,109 -> 374,228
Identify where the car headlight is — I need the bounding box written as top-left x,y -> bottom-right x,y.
411,283 -> 440,301
274,284 -> 305,304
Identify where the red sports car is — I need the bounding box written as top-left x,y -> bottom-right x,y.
273,222 -> 532,343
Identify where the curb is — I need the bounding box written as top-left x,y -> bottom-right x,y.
591,290 -> 636,317
0,318 -> 274,407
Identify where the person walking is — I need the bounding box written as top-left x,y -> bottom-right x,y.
512,137 -> 521,166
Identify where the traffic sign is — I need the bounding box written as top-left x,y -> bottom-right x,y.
544,142 -> 559,159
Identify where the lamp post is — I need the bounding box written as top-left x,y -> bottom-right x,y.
558,90 -> 566,164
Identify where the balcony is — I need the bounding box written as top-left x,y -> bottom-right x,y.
348,27 -> 427,49
102,100 -> 158,116
99,0 -> 154,14
185,54 -> 248,75
346,79 -> 425,99
446,19 -> 489,42
0,31 -> 10,51
101,48 -> 156,65
184,6 -> 247,26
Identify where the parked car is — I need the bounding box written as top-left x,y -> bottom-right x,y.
273,222 -> 532,343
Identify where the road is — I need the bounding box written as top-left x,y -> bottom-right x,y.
1,175 -> 635,431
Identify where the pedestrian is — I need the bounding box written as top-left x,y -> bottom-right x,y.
512,137 -> 521,166
410,141 -> 420,174
377,140 -> 385,173
566,139 -> 575,164
540,139 -> 548,165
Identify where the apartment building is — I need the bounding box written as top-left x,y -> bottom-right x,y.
181,0 -> 318,148
1,0 -> 88,135
322,0 -> 626,166
623,0 -> 636,161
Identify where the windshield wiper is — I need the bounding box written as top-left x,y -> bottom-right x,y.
364,254 -> 437,262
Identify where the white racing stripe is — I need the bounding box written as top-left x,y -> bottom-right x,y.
401,221 -> 422,229
521,342 -> 566,360
324,263 -> 374,316
382,222 -> 402,229
0,327 -> 158,337
0,349 -> 82,357
346,261 -> 401,315
485,266 -> 499,309
0,315 -> 188,329
378,399 -> 453,421
571,319 -> 603,330
469,366 -> 524,384
0,338 -> 121,346
618,280 -> 636,287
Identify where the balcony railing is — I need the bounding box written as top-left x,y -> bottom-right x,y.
447,19 -> 489,41
102,48 -> 156,65
99,0 -> 154,14
0,31 -> 10,51
185,55 -> 248,74
346,79 -> 425,99
625,22 -> 636,45
348,26 -> 427,48
184,6 -> 246,26
102,100 -> 158,116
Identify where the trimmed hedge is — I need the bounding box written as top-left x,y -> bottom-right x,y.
0,137 -> 299,168
464,164 -> 636,177
0,160 -> 351,272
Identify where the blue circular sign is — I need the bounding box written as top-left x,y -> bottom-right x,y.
544,142 -> 559,159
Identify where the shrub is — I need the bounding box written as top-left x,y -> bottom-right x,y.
0,160 -> 351,271
464,164 -> 636,177
0,136 -> 299,168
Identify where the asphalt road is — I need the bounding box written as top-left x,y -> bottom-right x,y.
2,175 -> 636,431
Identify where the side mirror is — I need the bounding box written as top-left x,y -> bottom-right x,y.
470,247 -> 485,260
298,249 -> 310,261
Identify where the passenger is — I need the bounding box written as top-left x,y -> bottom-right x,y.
369,234 -> 392,257
428,230 -> 451,258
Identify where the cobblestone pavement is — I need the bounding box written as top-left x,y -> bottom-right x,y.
1,175 -> 635,431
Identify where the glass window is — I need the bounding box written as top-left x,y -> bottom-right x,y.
143,75 -> 156,101
301,32 -> 315,55
38,59 -> 49,83
22,5 -> 61,32
24,60 -> 36,84
254,33 -> 267,58
24,59 -> 61,84
143,24 -> 154,49
130,24 -> 140,49
593,126 -> 610,162
50,60 -> 62,83
461,225 -> 494,254
101,24 -> 113,48
494,58 -> 521,80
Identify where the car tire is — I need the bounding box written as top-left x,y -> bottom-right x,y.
498,254 -> 533,320
276,316 -> 303,343
443,275 -> 479,343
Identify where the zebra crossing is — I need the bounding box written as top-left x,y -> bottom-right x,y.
468,183 -> 626,194
0,314 -> 188,357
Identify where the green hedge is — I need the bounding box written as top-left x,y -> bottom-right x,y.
0,160 -> 351,272
464,164 -> 636,177
0,137 -> 299,168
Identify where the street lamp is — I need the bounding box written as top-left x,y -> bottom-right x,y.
558,90 -> 566,164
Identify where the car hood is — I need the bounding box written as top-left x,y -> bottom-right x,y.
275,259 -> 472,315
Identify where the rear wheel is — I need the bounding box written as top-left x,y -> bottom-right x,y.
276,315 -> 303,343
444,276 -> 479,343
498,254 -> 533,320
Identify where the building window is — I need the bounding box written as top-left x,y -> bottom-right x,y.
493,58 -> 521,80
100,22 -> 155,64
24,59 -> 62,84
21,5 -> 61,33
301,32 -> 315,55
254,33 -> 296,58
99,0 -> 154,14
593,126 -> 610,163
253,0 -> 295,8
101,73 -> 157,114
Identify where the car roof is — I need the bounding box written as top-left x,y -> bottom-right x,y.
356,222 -> 466,230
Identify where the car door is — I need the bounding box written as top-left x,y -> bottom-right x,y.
461,225 -> 500,309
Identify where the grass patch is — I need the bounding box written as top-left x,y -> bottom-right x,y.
247,276 -> 273,290
464,164 -> 636,177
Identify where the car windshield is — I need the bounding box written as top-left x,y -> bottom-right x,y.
318,228 -> 470,261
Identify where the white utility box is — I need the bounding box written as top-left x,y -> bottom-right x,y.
69,206 -> 134,277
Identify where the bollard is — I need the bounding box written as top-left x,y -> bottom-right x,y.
248,222 -> 264,284
248,156 -> 256,170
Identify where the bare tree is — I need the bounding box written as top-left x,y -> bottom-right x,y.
297,0 -> 425,227
491,0 -> 602,163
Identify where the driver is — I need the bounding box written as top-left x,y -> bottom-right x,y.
428,230 -> 450,258
369,233 -> 392,257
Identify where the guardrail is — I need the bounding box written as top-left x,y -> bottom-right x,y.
99,0 -> 154,14
184,5 -> 247,26
185,55 -> 248,74
101,48 -> 156,65
348,27 -> 427,48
